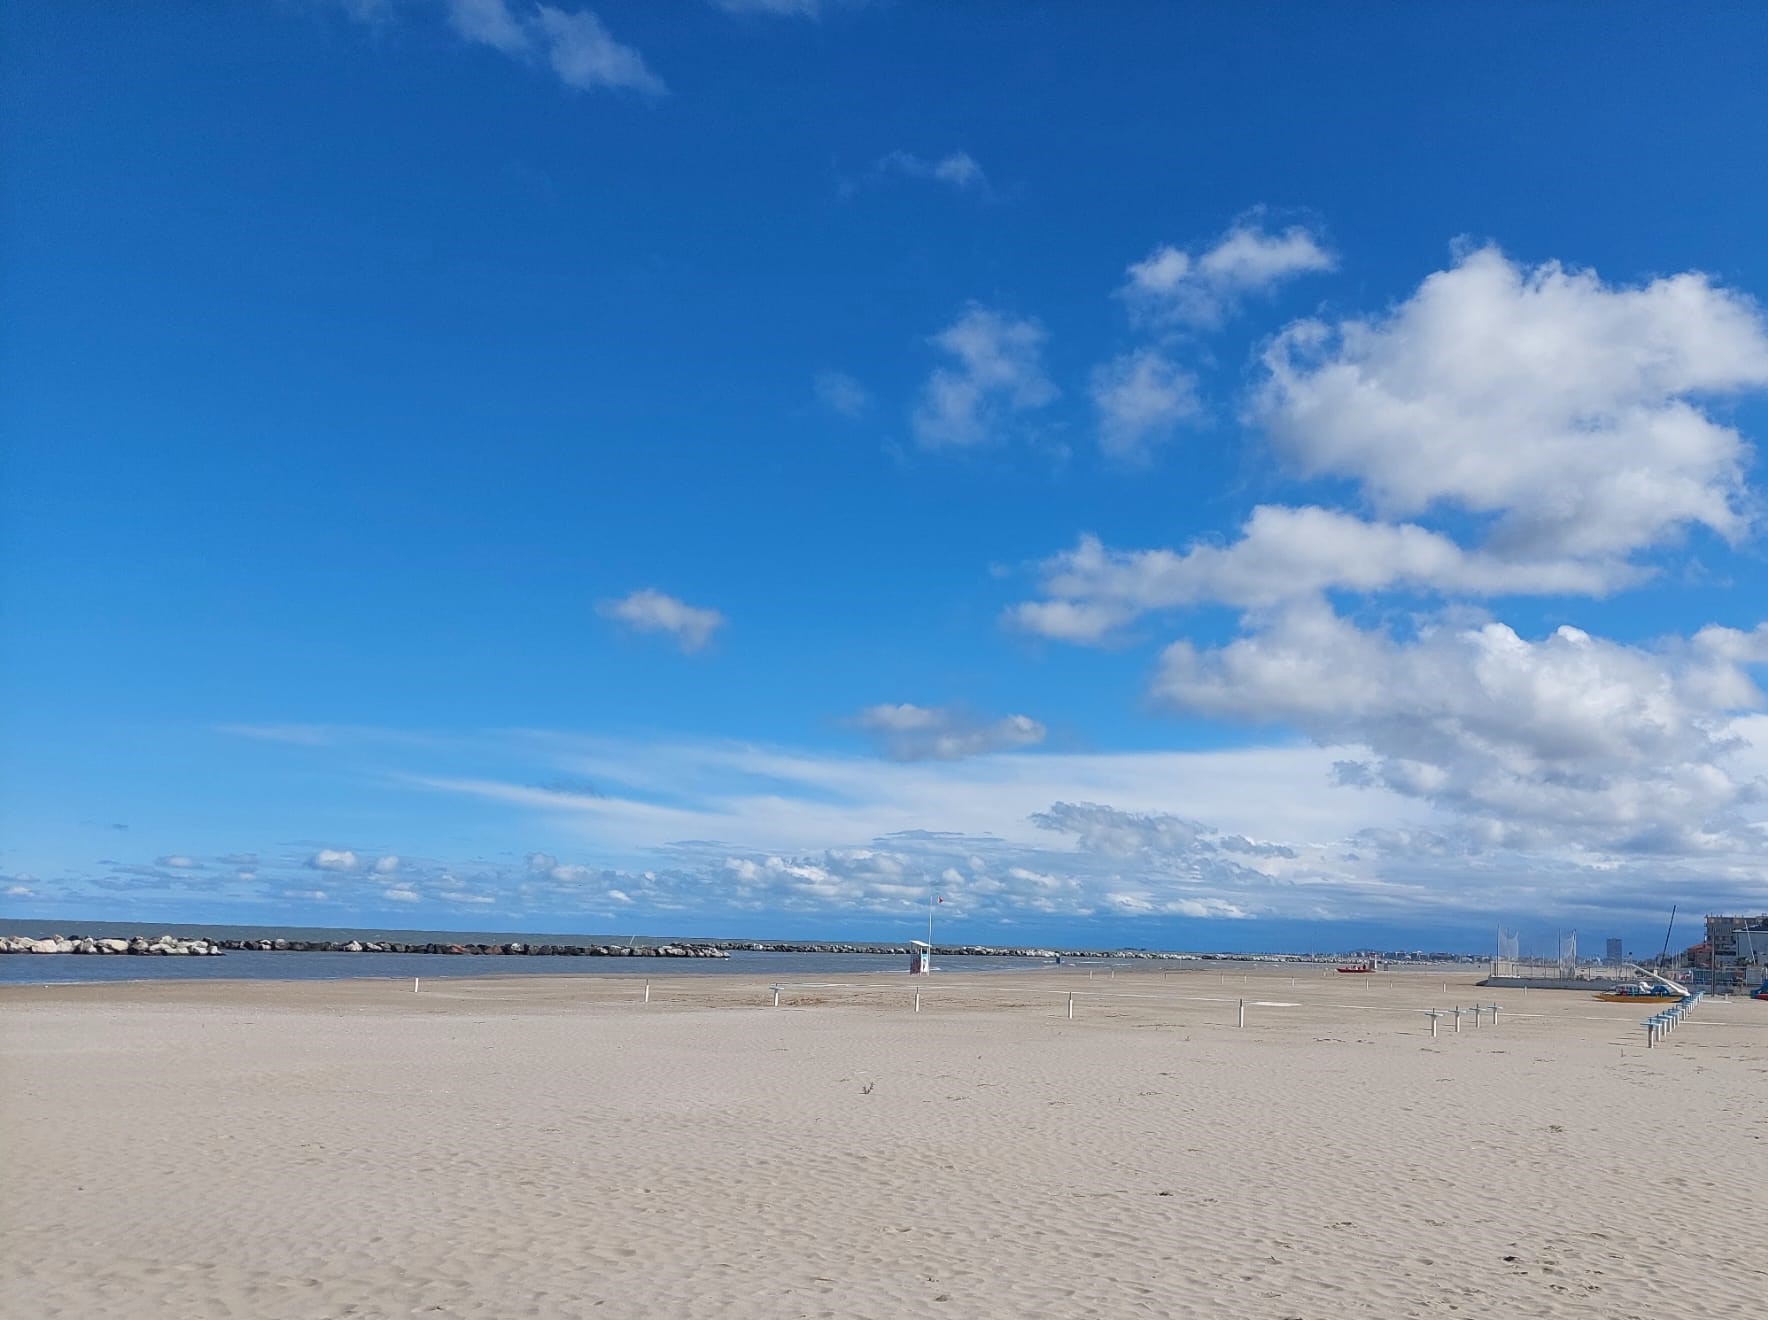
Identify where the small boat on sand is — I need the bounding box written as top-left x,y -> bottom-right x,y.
1594,970 -> 1689,1003
1336,959 -> 1377,974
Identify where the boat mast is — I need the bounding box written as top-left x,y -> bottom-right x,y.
1658,904 -> 1677,969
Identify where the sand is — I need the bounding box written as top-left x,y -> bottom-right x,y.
3,963 -> 1764,1318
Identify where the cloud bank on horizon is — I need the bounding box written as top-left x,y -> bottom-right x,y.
6,3 -> 1768,944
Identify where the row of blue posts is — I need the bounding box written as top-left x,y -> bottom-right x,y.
1643,991 -> 1703,1047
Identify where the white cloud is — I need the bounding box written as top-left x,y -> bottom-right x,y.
348,1 -> 664,96
373,854 -> 400,874
1012,510 -> 1638,641
446,0 -> 529,52
531,6 -> 666,95
382,886 -> 422,904
154,855 -> 200,870
814,370 -> 870,418
912,306 -> 1056,448
1254,245 -> 1768,558
599,589 -> 725,652
5,883 -> 37,899
853,703 -> 1046,761
406,733 -> 1406,866
1120,220 -> 1335,329
308,848 -> 360,873
69,715 -> 1768,927
279,888 -> 330,903
872,150 -> 989,194
1089,348 -> 1201,461
1156,600 -> 1768,855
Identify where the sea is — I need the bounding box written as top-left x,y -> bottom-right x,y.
0,919 -> 1076,986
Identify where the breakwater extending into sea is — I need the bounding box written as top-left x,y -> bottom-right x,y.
0,922 -> 1221,985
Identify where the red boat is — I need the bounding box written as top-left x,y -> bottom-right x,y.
1336,960 -> 1378,973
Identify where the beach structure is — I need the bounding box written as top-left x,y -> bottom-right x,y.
908,939 -> 932,975
1705,913 -> 1768,989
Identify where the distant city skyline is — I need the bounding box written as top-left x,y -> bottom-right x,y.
5,2 -> 1768,949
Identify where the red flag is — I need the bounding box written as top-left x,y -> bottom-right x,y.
936,896 -> 944,903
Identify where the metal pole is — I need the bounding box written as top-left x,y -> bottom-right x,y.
1067,993 -> 1074,1020
1238,998 -> 1245,1029
772,986 -> 780,1008
914,992 -> 921,1014
643,982 -> 651,1004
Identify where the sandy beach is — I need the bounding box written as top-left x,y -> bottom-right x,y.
3,964 -> 1763,1318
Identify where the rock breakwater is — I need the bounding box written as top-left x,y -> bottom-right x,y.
0,935 -> 728,958
0,934 -> 224,956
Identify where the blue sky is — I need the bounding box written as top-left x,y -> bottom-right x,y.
5,1 -> 1768,951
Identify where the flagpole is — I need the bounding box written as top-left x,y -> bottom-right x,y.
928,892 -> 935,947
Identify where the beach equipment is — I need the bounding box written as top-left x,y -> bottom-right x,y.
1594,967 -> 1690,1003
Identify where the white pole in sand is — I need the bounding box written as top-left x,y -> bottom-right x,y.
1454,1006 -> 1461,1033
643,982 -> 651,1004
1238,998 -> 1246,1029
414,977 -> 420,994
772,986 -> 781,1008
914,992 -> 921,1014
1067,993 -> 1074,1020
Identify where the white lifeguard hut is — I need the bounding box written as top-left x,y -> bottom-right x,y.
908,939 -> 933,975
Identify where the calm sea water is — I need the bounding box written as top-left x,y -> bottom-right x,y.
0,921 -> 1075,985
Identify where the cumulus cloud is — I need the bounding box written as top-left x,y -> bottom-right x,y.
373,855 -> 400,874
425,1 -> 666,95
912,306 -> 1056,448
1012,511 -> 1637,642
307,848 -> 360,873
1090,349 -> 1201,461
382,886 -> 422,904
1156,601 -> 1768,855
1008,241 -> 1768,891
814,370 -> 870,418
1253,245 -> 1768,558
1120,220 -> 1335,329
154,855 -> 201,870
853,704 -> 1046,761
1032,801 -> 1295,861
599,589 -> 725,652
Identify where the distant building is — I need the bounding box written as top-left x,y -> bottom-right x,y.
1705,914 -> 1768,981
1605,937 -> 1623,964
